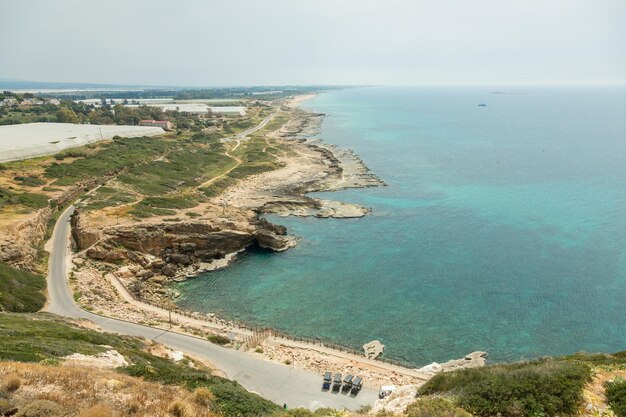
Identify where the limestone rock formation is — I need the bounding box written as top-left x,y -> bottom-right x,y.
363,340 -> 385,359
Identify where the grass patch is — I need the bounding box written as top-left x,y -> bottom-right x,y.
417,359 -> 591,417
222,118 -> 257,135
0,262 -> 46,313
0,187 -> 49,210
118,146 -> 234,196
128,205 -> 176,219
53,149 -> 88,160
406,398 -> 473,417
121,352 -> 278,417
560,351 -> 626,367
45,137 -> 175,186
81,186 -> 136,211
128,195 -> 198,219
606,378 -> 626,417
228,162 -> 281,179
42,186 -> 63,192
140,196 -> 198,210
0,313 -> 279,416
0,313 -> 126,361
13,175 -> 46,187
260,114 -> 290,132
201,176 -> 239,198
206,334 -> 230,345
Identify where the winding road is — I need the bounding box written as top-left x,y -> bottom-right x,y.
45,205 -> 378,410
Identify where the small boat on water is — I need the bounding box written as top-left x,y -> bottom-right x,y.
478,103 -> 487,107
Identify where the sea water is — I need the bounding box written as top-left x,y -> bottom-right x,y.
175,86 -> 626,365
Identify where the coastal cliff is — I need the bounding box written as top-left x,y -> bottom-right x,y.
71,208 -> 295,299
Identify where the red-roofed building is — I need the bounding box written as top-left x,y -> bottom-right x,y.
139,120 -> 173,130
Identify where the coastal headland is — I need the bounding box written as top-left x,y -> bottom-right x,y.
0,92 -> 482,400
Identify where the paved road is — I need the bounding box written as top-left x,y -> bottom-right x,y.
227,112 -> 276,140
45,205 -> 378,410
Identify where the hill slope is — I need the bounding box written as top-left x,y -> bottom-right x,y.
0,261 -> 45,312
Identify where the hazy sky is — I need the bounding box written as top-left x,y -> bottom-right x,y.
1,0 -> 625,86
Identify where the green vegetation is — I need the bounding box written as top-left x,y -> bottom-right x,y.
560,351 -> 626,367
201,176 -> 239,197
606,379 -> 626,417
0,313 -> 279,416
406,398 -> 473,417
129,195 -> 198,218
0,187 -> 49,211
118,146 -> 234,196
53,149 -> 88,160
128,206 -> 176,218
229,135 -> 281,179
45,136 -> 174,186
261,114 -> 290,132
207,334 -> 231,345
277,408 -> 337,417
81,186 -> 136,210
121,352 -> 278,417
13,176 -> 46,187
0,313 -> 128,361
223,118 -> 257,134
0,108 -> 58,125
417,359 -> 592,417
0,262 -> 46,313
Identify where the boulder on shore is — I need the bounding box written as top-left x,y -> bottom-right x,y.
363,340 -> 385,359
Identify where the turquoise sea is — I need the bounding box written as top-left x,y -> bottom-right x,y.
175,86 -> 626,366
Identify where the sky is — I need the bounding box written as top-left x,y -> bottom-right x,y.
1,0 -> 625,86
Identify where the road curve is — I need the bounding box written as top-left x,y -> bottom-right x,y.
45,205 -> 378,410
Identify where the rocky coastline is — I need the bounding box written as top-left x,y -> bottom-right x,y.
69,104 -> 384,306
64,98 -> 491,389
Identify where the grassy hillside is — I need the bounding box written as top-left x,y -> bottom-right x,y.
0,313 -> 279,416
416,352 -> 626,417
0,262 -> 46,312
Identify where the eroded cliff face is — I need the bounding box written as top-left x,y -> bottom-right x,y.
0,172 -> 120,270
71,209 -> 296,286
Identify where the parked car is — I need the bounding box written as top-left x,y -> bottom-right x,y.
332,373 -> 342,392
322,371 -> 332,390
342,374 -> 354,393
350,376 -> 363,395
378,385 -> 396,399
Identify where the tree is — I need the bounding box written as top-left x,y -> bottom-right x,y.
55,108 -> 79,124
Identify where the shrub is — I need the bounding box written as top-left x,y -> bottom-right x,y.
121,354 -> 279,417
417,359 -> 591,417
126,399 -> 141,414
169,400 -> 194,417
206,334 -> 230,345
193,387 -> 215,407
15,399 -> 63,417
284,408 -> 315,417
14,176 -> 46,187
78,404 -> 112,417
2,375 -> 21,392
0,398 -> 16,416
606,379 -> 626,417
406,398 -> 473,417
354,405 -> 372,415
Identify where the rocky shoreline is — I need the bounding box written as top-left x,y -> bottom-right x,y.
65,97 -> 490,390
69,104 -> 384,306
